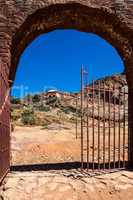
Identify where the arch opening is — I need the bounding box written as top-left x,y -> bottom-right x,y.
10,3 -> 133,85
0,0 -> 133,186
10,29 -> 128,170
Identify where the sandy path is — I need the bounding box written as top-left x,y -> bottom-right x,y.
11,125 -> 128,166
11,125 -> 81,165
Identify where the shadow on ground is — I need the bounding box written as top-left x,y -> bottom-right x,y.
10,161 -> 129,172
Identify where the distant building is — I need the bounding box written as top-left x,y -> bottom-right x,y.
46,89 -> 73,100
46,90 -> 61,99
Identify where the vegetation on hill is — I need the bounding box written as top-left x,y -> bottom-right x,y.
11,73 -> 128,127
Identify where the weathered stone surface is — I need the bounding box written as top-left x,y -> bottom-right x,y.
0,0 -> 133,181
0,0 -> 132,83
1,170 -> 133,200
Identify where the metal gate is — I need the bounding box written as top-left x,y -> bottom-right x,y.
0,59 -> 10,182
80,66 -> 128,171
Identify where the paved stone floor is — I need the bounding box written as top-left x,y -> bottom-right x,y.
0,170 -> 133,200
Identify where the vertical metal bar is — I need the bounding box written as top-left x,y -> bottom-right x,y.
87,90 -> 89,170
75,96 -> 78,139
103,82 -> 106,169
113,85 -> 116,168
123,88 -> 126,168
127,87 -> 129,167
108,84 -> 111,169
92,80 -> 95,170
118,90 -> 121,168
86,74 -> 89,171
81,66 -> 84,171
98,81 -> 100,169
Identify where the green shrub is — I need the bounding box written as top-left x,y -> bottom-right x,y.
46,96 -> 61,107
32,94 -> 41,103
25,94 -> 33,103
61,106 -> 76,114
61,106 -> 70,114
70,116 -> 77,123
11,112 -> 20,121
21,108 -> 36,125
42,122 -> 49,129
11,97 -> 21,104
38,104 -> 50,112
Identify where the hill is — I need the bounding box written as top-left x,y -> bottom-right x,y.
11,73 -> 128,128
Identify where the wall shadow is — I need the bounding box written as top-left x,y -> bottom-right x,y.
10,161 -> 129,172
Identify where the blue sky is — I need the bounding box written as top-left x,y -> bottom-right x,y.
12,30 -> 124,97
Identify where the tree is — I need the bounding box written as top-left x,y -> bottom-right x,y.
32,94 -> 41,103
21,108 -> 36,125
11,97 -> 21,104
46,96 -> 61,107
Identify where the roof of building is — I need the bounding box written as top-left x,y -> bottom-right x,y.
47,89 -> 58,93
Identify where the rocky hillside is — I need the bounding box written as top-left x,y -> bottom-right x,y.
11,91 -> 78,127
11,73 -> 128,128
93,73 -> 127,89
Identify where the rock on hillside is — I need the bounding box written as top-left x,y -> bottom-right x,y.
88,73 -> 128,105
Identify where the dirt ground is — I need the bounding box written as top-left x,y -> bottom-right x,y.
0,124 -> 129,200
11,123 -> 128,165
1,170 -> 133,200
11,124 -> 81,165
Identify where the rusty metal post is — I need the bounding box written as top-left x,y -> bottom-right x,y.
85,73 -> 89,171
123,88 -> 126,168
81,66 -> 84,171
87,92 -> 89,170
75,95 -> 78,139
92,80 -> 95,170
113,84 -> 116,168
103,82 -> 106,169
118,90 -> 121,168
98,81 -> 101,169
108,84 -> 111,169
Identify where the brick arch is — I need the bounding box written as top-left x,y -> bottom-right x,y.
9,2 -> 133,166
9,1 -> 133,165
0,1 -> 133,181
10,3 -> 133,84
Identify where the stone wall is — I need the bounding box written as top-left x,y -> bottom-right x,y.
0,1 -> 132,82
0,0 -> 133,169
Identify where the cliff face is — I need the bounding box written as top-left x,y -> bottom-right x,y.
87,74 -> 128,105
92,73 -> 127,90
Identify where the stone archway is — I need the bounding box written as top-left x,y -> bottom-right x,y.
10,3 -> 133,82
0,0 -> 133,181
